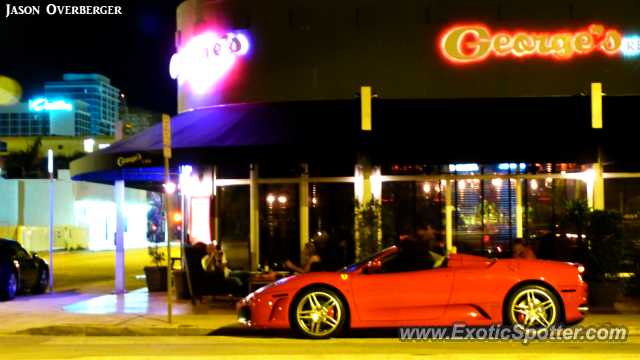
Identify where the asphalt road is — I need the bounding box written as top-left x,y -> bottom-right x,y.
0,334 -> 639,359
34,246 -> 181,294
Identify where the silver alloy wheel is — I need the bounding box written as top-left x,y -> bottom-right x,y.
511,289 -> 556,329
8,272 -> 17,299
296,291 -> 342,336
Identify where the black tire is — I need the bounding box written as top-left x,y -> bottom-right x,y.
504,284 -> 563,331
0,271 -> 18,301
31,267 -> 49,294
289,287 -> 347,339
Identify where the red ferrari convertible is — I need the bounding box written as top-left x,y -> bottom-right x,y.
236,246 -> 588,339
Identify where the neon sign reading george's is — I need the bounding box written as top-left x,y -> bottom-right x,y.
441,24 -> 623,63
169,32 -> 249,92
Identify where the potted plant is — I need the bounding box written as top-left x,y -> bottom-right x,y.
143,193 -> 168,292
582,209 -> 625,308
354,199 -> 383,261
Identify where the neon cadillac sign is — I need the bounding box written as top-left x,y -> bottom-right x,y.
169,32 -> 249,92
29,98 -> 72,111
441,24 -> 625,63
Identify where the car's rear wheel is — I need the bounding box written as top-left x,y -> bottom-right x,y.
290,287 -> 346,339
0,271 -> 18,301
505,284 -> 563,331
31,267 -> 49,294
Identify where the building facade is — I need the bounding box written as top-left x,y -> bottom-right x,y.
0,99 -> 91,137
168,0 -> 640,269
45,74 -> 120,135
72,0 -> 640,271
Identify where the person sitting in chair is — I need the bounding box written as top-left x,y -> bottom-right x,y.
201,243 -> 251,288
285,242 -> 324,274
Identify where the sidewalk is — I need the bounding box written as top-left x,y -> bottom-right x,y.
1,290 -> 640,337
0,290 -> 239,336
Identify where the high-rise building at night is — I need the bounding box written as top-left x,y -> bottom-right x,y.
45,74 -> 120,135
0,99 -> 91,138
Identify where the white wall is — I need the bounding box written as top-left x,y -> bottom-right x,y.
74,181 -> 149,203
0,174 -> 153,250
0,179 -> 74,227
0,180 -> 18,227
20,179 -> 75,227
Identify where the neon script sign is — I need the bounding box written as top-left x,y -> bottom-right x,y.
169,33 -> 249,92
29,99 -> 72,111
441,25 -> 622,63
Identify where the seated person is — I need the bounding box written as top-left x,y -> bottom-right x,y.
285,242 -> 324,274
513,238 -> 537,260
201,243 -> 251,288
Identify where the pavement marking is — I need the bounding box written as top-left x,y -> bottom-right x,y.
20,355 -> 640,360
38,335 -> 640,346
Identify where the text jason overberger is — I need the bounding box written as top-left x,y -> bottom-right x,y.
6,5 -> 122,17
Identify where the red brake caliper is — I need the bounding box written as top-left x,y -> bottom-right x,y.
327,307 -> 335,319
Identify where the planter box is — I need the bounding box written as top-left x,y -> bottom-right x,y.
172,269 -> 191,300
143,266 -> 168,292
587,281 -> 622,308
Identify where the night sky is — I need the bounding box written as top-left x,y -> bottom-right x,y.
0,0 -> 184,115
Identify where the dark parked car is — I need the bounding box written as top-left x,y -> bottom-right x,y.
0,238 -> 49,301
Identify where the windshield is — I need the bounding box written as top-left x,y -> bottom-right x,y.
338,246 -> 397,273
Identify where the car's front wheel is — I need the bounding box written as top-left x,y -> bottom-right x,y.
290,287 -> 346,339
0,271 -> 18,301
505,284 -> 563,331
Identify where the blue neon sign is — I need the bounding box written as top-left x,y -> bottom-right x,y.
449,164 -> 479,172
622,36 -> 640,57
498,163 -> 527,170
29,99 -> 72,112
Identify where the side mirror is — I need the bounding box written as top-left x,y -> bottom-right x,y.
31,252 -> 39,259
365,259 -> 382,274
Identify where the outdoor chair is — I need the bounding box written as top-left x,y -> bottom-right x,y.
183,242 -> 239,305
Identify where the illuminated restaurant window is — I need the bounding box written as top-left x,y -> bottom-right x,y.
380,181 -> 445,245
524,178 -> 587,260
217,185 -> 251,270
259,183 -> 300,269
309,183 -> 355,269
604,178 -> 640,251
449,165 -> 515,255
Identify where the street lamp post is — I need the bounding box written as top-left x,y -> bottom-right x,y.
48,149 -> 54,295
162,114 -> 172,324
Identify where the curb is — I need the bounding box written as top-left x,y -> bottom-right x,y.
9,325 -> 640,337
12,325 -> 218,336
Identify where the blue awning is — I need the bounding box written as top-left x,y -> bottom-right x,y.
70,100 -> 360,185
70,96 -> 615,188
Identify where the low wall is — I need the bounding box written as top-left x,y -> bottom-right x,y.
0,226 -> 90,252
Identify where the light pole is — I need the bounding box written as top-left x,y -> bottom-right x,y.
162,114 -> 172,323
48,149 -> 54,295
